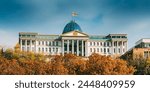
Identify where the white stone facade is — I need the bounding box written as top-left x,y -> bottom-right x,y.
19,31 -> 128,57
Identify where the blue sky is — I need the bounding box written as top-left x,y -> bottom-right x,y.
0,0 -> 150,49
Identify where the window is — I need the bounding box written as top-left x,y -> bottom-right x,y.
90,42 -> 92,46
97,48 -> 99,52
104,42 -> 106,47
94,42 -> 96,46
107,48 -> 110,53
56,48 -> 58,52
49,41 -> 51,46
42,41 -> 44,45
32,41 -> 35,45
114,48 -> 116,53
42,48 -> 44,52
39,41 -> 40,45
49,48 -> 51,53
107,42 -> 109,47
46,41 -> 48,46
53,41 -> 55,46
118,48 -> 120,53
22,40 -> 25,45
97,42 -> 99,46
104,48 -> 106,53
56,41 -> 58,46
94,48 -> 96,52
90,48 -> 92,52
53,48 -> 55,52
101,48 -> 103,52
27,40 -> 30,45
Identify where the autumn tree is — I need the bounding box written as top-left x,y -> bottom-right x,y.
63,54 -> 87,75
86,53 -> 135,75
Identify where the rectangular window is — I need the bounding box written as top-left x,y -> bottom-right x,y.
94,42 -> 95,46
42,48 -> 44,52
27,40 -> 30,45
46,41 -> 48,46
104,48 -> 106,53
90,48 -> 92,52
53,41 -> 55,46
42,41 -> 44,45
56,48 -> 58,52
107,42 -> 109,47
56,41 -> 58,46
114,48 -> 116,53
97,48 -> 99,52
90,42 -> 92,46
46,48 -> 48,52
118,48 -> 120,53
104,42 -> 106,47
107,48 -> 109,53
53,48 -> 55,52
39,48 -> 41,52
97,42 -> 99,46
39,41 -> 40,45
22,40 -> 25,45
49,41 -> 51,46
49,48 -> 51,53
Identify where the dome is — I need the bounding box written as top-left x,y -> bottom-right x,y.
62,21 -> 82,34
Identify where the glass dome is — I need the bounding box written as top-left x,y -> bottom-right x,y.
62,21 -> 82,34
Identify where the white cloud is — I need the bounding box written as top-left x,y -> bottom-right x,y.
0,29 -> 18,48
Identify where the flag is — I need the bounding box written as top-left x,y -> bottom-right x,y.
72,12 -> 78,17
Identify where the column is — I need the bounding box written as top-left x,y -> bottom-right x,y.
30,40 -> 32,52
72,40 -> 74,54
85,40 -> 88,57
34,40 -> 37,53
25,40 -> 27,51
125,41 -> 128,52
20,39 -> 22,51
116,41 -> 118,54
121,41 -> 123,54
77,40 -> 79,56
82,40 -> 84,56
62,40 -> 64,56
111,41 -> 114,55
67,40 -> 69,54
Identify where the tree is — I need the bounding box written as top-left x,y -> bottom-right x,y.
86,53 -> 135,75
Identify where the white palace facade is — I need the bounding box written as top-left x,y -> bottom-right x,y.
19,20 -> 128,57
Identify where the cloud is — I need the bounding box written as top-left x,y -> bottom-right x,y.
0,29 -> 18,48
0,0 -> 150,49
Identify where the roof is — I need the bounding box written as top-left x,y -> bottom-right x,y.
89,35 -> 110,41
62,21 -> 82,34
136,38 -> 150,45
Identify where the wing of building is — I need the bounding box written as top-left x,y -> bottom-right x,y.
19,20 -> 128,57
121,38 -> 150,60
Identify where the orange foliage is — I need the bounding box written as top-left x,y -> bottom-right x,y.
0,50 -> 135,75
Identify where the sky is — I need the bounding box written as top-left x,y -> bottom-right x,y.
0,0 -> 150,49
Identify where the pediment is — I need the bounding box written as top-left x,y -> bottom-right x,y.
61,31 -> 88,37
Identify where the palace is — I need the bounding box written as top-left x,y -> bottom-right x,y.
19,20 -> 128,57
